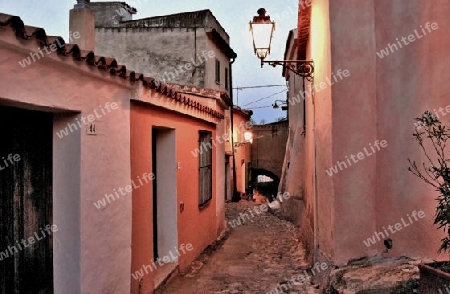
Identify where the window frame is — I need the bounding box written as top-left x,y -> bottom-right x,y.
225,67 -> 229,91
198,130 -> 213,208
215,59 -> 221,84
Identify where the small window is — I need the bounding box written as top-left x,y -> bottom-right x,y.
215,59 -> 221,84
225,67 -> 229,91
198,131 -> 213,207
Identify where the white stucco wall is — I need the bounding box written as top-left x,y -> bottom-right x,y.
155,129 -> 178,260
0,31 -> 132,294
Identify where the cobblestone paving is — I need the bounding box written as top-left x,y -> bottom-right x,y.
158,200 -> 321,294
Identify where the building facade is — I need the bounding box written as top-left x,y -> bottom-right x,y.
91,2 -> 236,96
231,107 -> 253,197
90,1 -> 238,213
252,120 -> 289,182
0,5 -> 229,293
280,0 -> 450,265
130,84 -> 228,293
278,28 -> 308,226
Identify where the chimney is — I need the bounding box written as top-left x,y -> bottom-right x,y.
69,0 -> 95,51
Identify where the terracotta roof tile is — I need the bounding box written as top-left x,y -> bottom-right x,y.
0,13 -> 225,120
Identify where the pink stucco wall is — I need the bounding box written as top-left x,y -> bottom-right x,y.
326,0 -> 450,263
328,0 -> 379,263
232,110 -> 252,195
131,102 -> 219,294
0,28 -> 133,293
0,17 -> 228,293
278,29 -> 308,227
305,0 -> 335,260
372,0 -> 449,259
297,0 -> 450,264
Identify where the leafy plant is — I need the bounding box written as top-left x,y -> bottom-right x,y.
408,111 -> 450,252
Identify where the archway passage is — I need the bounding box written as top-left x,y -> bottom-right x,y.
249,168 -> 280,202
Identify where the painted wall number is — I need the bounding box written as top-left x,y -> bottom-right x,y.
87,123 -> 98,135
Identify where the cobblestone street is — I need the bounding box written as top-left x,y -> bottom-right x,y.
158,200 -> 321,294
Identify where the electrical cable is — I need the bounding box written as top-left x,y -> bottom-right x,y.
241,89 -> 288,107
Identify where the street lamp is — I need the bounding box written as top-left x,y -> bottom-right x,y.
249,8 -> 275,60
234,131 -> 253,147
249,8 -> 314,80
272,100 -> 288,110
244,131 -> 253,143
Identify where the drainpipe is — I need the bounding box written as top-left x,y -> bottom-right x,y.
229,57 -> 240,201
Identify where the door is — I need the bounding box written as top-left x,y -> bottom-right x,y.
0,106 -> 53,294
152,127 -> 177,263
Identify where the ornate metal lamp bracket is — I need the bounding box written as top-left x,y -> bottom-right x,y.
262,60 -> 314,81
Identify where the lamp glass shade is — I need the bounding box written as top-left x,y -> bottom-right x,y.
244,131 -> 253,143
250,21 -> 275,59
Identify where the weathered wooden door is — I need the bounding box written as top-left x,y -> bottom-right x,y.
0,106 -> 53,294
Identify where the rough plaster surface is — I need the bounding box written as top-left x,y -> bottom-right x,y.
90,2 -> 134,27
232,111 -> 252,194
0,36 -> 131,293
329,0 -> 378,263
1,16 -> 230,293
281,0 -> 450,265
371,0 -> 449,260
216,116 -> 227,235
93,7 -> 233,95
251,122 -> 289,180
95,27 -> 209,88
0,31 -> 132,293
130,103 -> 220,293
95,27 -> 232,96
70,8 -> 95,52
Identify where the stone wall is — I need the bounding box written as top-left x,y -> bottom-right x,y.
90,2 -> 136,27
93,9 -> 232,92
251,121 -> 289,180
95,26 -> 209,87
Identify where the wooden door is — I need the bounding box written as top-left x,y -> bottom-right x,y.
0,106 -> 53,294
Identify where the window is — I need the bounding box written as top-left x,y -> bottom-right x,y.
198,131 -> 213,207
225,67 -> 229,91
215,59 -> 221,84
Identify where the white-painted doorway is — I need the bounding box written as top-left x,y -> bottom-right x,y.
152,127 -> 178,264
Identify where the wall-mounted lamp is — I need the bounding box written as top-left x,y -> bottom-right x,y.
249,8 -> 314,80
244,131 -> 253,143
272,100 -> 288,110
234,131 -> 253,147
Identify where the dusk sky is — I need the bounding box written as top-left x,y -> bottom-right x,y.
0,0 -> 298,123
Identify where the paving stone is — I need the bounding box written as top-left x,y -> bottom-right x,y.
327,255 -> 433,293
158,200 -> 320,294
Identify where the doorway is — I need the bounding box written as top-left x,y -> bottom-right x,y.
151,127 -> 177,263
0,106 -> 53,294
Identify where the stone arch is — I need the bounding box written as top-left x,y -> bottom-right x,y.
249,168 -> 280,201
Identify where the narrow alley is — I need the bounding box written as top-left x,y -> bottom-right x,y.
158,200 -> 322,294
1,1 -> 448,293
